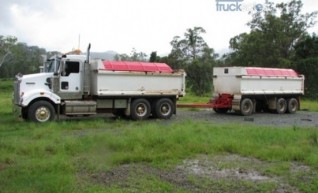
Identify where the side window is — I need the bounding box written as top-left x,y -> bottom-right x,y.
63,61 -> 80,76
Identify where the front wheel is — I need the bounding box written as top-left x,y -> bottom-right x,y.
28,101 -> 56,122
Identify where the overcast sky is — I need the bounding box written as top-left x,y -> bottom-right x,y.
0,0 -> 317,55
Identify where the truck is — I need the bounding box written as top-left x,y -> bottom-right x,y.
12,45 -> 186,122
211,66 -> 304,115
178,66 -> 305,115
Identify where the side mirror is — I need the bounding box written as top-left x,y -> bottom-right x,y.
45,78 -> 52,89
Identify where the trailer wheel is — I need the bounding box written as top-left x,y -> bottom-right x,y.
154,98 -> 174,119
276,98 -> 287,114
287,98 -> 298,114
131,99 -> 151,120
240,98 -> 254,116
28,101 -> 56,122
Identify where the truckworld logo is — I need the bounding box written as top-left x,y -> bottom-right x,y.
216,0 -> 268,12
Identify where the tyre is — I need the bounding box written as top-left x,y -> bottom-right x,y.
131,98 -> 151,120
240,98 -> 254,116
154,98 -> 174,119
276,98 -> 287,114
28,101 -> 56,122
287,98 -> 298,114
213,108 -> 229,114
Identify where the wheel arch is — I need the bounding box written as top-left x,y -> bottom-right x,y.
21,90 -> 60,106
27,97 -> 58,114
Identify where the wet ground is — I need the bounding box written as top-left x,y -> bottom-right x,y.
174,109 -> 318,128
90,154 -> 310,193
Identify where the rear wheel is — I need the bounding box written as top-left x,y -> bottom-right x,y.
240,98 -> 254,116
276,98 -> 287,114
131,98 -> 151,120
153,98 -> 174,119
287,98 -> 298,114
28,101 -> 56,122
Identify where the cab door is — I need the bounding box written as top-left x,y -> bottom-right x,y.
59,60 -> 82,99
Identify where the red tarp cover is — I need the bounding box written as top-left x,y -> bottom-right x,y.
246,67 -> 299,77
102,61 -> 173,73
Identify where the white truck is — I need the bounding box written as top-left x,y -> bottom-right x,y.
211,67 -> 305,115
12,45 -> 186,122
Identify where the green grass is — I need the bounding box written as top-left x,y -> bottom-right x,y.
178,92 -> 211,103
301,100 -> 318,112
1,79 -> 318,192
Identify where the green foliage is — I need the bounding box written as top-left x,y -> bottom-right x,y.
186,59 -> 213,96
294,33 -> 318,98
296,57 -> 318,98
166,27 -> 216,96
170,27 -> 208,61
0,36 -> 17,68
227,0 -> 317,67
149,51 -> 161,62
0,35 -> 46,78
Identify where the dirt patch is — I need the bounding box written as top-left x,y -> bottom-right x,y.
178,156 -> 270,182
91,163 -> 199,191
89,154 -> 308,192
178,154 -> 303,193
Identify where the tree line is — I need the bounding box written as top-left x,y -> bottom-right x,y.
0,36 -> 46,78
0,0 -> 317,98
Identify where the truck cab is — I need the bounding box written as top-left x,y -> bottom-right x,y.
13,54 -> 88,122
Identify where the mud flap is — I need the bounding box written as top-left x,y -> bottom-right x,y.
125,98 -> 131,116
231,95 -> 241,111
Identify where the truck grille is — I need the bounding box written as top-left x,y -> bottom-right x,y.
13,80 -> 20,105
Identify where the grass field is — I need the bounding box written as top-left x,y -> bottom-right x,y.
1,79 -> 318,193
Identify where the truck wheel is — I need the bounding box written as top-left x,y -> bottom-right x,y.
131,99 -> 151,120
287,98 -> 298,114
28,101 -> 56,122
240,98 -> 254,116
276,98 -> 287,114
154,98 -> 174,119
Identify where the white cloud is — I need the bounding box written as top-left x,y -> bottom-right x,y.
1,0 -> 317,55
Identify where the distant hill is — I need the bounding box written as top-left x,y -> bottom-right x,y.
88,51 -> 117,60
